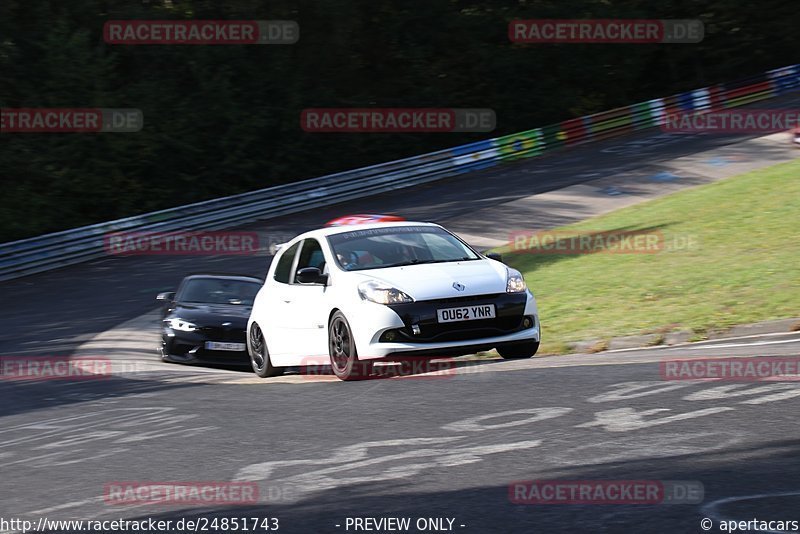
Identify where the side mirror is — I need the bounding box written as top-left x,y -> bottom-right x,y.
296,267 -> 328,285
156,292 -> 175,302
486,252 -> 503,263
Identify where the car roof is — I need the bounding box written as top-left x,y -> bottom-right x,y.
325,214 -> 406,227
290,221 -> 440,241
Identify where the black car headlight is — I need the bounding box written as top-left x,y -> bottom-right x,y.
165,318 -> 199,332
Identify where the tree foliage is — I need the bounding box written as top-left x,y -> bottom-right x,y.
1,0 -> 797,241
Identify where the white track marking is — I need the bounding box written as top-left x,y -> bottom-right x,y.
441,407 -> 572,432
234,437 -> 464,482
235,436 -> 543,502
681,338 -> 800,350
587,381 -> 694,403
549,431 -> 744,466
683,383 -> 800,405
576,406 -> 734,432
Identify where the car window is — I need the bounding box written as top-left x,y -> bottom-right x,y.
177,278 -> 261,305
422,232 -> 472,259
294,239 -> 326,281
273,242 -> 300,284
327,226 -> 479,271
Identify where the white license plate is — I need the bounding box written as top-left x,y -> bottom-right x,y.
205,341 -> 246,352
437,304 -> 496,323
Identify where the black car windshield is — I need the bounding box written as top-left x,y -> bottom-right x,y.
327,226 -> 480,271
177,278 -> 261,305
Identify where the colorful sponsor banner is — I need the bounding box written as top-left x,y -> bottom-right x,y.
495,129 -> 545,161
451,140 -> 500,172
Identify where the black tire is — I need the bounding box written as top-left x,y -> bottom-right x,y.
329,311 -> 373,381
248,323 -> 285,378
496,340 -> 539,359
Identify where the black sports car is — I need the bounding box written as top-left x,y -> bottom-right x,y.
157,274 -> 262,367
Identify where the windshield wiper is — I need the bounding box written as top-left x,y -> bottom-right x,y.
435,256 -> 479,263
382,257 -> 475,268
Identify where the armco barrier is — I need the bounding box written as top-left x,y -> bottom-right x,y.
1,65 -> 798,281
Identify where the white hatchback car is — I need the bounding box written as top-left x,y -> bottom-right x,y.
247,222 -> 540,380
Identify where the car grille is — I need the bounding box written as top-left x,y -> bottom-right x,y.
385,293 -> 528,343
198,326 -> 246,342
424,293 -> 503,305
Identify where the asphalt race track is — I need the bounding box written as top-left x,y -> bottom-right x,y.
2,92 -> 799,358
2,335 -> 800,533
2,98 -> 800,533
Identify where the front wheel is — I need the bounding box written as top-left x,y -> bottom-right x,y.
249,323 -> 285,378
496,340 -> 539,359
329,311 -> 373,381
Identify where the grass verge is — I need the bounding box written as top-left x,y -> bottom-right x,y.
494,159 -> 800,355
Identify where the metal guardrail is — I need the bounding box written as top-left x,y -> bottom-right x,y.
1,64 -> 798,281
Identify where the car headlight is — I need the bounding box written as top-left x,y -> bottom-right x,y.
165,318 -> 199,332
358,280 -> 414,304
506,268 -> 527,293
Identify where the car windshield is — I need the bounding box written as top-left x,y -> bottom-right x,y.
327,226 -> 480,271
177,278 -> 261,305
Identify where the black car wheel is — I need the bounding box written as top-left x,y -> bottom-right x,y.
329,311 -> 373,381
496,340 -> 540,359
249,323 -> 284,378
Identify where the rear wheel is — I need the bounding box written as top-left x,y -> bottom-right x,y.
329,311 -> 373,381
497,340 -> 539,359
249,323 -> 285,378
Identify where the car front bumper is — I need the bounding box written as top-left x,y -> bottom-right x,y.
351,290 -> 540,360
161,328 -> 250,366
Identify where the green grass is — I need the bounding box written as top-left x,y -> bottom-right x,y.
495,159 -> 800,354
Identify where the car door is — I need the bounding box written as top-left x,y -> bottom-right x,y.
261,240 -> 301,356
279,238 -> 330,360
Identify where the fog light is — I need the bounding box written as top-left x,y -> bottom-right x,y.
383,331 -> 398,341
412,324 -> 421,335
523,316 -> 533,329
